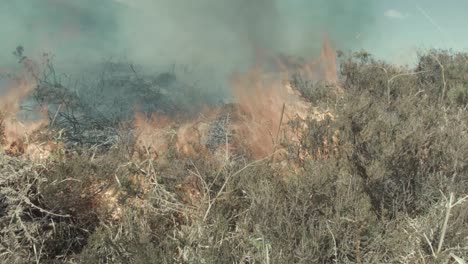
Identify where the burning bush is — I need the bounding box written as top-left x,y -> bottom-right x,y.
0,48 -> 467,263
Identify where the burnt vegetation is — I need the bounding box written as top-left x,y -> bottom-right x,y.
1,49 -> 467,263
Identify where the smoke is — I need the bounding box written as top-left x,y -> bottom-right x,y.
0,1 -> 117,68
0,0 -> 375,69
113,0 -> 283,77
114,0 -> 376,73
0,0 -> 377,152
0,0 -> 376,115
279,0 -> 377,55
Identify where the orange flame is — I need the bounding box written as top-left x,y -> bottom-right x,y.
229,37 -> 337,158
0,59 -> 49,157
132,37 -> 338,161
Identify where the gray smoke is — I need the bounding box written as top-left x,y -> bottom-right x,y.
0,0 -> 376,70
0,0 -> 377,121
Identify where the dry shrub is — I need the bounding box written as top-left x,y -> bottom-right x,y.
1,50 -> 467,263
1,145 -> 149,263
299,50 -> 467,262
0,152 -> 89,262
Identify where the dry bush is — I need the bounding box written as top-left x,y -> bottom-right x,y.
290,50 -> 468,262
1,143 -> 150,262
1,49 -> 467,263
0,152 -> 89,262
416,49 -> 468,103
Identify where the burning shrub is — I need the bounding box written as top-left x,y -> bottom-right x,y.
1,47 -> 467,263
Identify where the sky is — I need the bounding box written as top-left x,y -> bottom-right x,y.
279,0 -> 468,65
365,0 -> 468,64
0,0 -> 467,71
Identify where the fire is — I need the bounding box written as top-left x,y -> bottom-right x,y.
133,108 -> 220,161
229,37 -> 337,159
0,38 -> 338,164
230,68 -> 289,158
133,38 -> 338,162
0,59 -> 49,158
134,111 -> 173,153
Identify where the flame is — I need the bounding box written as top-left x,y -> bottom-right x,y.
230,68 -> 286,158
0,78 -> 34,114
275,37 -> 337,83
133,107 -> 219,160
134,111 -> 173,153
0,59 -> 49,158
229,37 -> 337,158
132,38 -> 338,162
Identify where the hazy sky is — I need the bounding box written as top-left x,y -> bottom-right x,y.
366,0 -> 468,64
281,0 -> 468,64
0,0 -> 467,69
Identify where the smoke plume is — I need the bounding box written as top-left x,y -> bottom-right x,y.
0,0 -> 375,71
0,0 -> 376,158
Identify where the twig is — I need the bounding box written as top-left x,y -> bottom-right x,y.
271,103 -> 285,163
436,192 -> 468,256
437,192 -> 453,255
387,70 -> 432,83
387,70 -> 431,103
419,250 -> 427,264
144,145 -> 157,182
424,233 -> 436,258
450,253 -> 466,264
130,64 -> 139,79
50,103 -> 63,128
275,103 -> 286,146
188,160 -> 210,204
203,154 -> 274,222
451,195 -> 468,207
225,113 -> 230,164
429,53 -> 447,102
56,178 -> 82,184
33,243 -> 39,264
22,195 -> 71,218
326,221 -> 338,263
